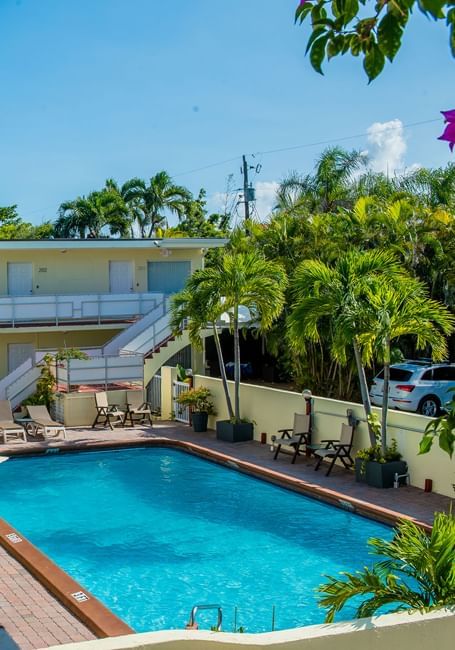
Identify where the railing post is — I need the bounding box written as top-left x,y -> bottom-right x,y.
67,360 -> 71,393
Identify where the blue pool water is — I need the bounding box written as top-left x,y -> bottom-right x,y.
0,448 -> 390,632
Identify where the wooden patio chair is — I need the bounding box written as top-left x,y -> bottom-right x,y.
313,422 -> 355,476
124,389 -> 154,427
26,405 -> 66,440
0,400 -> 27,444
91,391 -> 125,430
273,413 -> 311,464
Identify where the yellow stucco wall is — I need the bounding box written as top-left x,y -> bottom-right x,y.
191,374 -> 455,498
0,248 -> 202,295
0,329 -> 120,378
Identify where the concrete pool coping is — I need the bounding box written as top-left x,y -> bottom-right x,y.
0,424 -> 450,646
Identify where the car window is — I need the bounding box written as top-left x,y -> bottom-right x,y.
389,369 -> 413,381
433,367 -> 455,380
421,370 -> 433,380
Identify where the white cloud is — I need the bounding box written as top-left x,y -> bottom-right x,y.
206,191 -> 229,215
366,119 -> 407,175
252,181 -> 279,221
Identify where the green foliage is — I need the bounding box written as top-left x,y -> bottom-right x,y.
23,349 -> 90,409
171,246 -> 288,422
55,348 -> 90,362
176,363 -> 189,382
0,205 -> 54,240
165,189 -> 230,238
420,389 -> 455,458
318,511 -> 455,622
176,386 -> 216,414
295,1 -> 454,81
357,414 -> 402,468
23,354 -> 56,409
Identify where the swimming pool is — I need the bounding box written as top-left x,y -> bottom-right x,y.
0,447 -> 390,632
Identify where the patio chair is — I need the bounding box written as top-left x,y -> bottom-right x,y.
124,389 -> 154,427
92,391 -> 125,430
273,413 -> 311,464
0,400 -> 27,444
26,405 -> 67,440
313,422 -> 355,476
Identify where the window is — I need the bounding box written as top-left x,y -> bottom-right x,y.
433,366 -> 455,381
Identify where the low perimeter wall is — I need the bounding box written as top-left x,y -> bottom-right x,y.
47,608 -> 455,650
188,374 -> 455,498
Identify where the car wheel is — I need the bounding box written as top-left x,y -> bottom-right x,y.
418,396 -> 441,417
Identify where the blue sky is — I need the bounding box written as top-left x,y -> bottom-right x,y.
0,0 -> 454,225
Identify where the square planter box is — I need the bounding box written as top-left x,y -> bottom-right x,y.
355,458 -> 408,489
216,420 -> 254,443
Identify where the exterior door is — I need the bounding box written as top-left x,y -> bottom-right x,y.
8,343 -> 35,373
7,263 -> 33,296
109,261 -> 134,293
147,261 -> 191,294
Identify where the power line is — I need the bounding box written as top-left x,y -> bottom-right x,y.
173,117 -> 440,178
254,118 -> 440,156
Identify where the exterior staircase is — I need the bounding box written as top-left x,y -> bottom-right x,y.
0,293 -> 191,407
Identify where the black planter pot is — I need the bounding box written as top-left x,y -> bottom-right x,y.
355,458 -> 408,489
216,420 -> 254,443
191,411 -> 209,433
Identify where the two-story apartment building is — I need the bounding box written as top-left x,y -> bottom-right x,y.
0,237 -> 226,404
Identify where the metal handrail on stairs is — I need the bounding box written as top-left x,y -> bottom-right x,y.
186,604 -> 222,631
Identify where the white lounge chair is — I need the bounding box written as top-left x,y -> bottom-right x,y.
26,405 -> 67,440
0,400 -> 27,444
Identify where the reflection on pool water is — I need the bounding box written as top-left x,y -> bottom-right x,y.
0,448 -> 391,632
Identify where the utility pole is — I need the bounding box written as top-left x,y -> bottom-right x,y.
242,154 -> 250,224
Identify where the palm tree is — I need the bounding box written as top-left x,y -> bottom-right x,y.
170,286 -> 235,420
356,279 -> 454,452
171,249 -> 287,422
276,147 -> 367,214
120,172 -> 191,237
55,190 -> 129,238
287,250 -> 405,445
318,511 -> 455,623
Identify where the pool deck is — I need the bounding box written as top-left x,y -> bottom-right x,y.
0,421 -> 453,649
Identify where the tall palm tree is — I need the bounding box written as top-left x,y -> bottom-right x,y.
171,249 -> 287,422
287,250 -> 405,445
356,279 -> 454,451
55,190 -> 129,238
121,171 -> 191,237
170,286 -> 234,420
318,511 -> 455,623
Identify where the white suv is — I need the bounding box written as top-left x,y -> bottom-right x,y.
369,361 -> 455,417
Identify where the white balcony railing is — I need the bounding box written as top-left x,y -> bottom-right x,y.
0,292 -> 164,327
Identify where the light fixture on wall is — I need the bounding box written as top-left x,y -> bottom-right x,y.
160,248 -> 171,257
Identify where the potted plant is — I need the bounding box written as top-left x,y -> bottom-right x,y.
355,414 -> 407,488
176,386 -> 216,433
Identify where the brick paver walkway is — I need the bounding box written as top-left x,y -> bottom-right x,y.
0,546 -> 95,649
0,421 -> 453,648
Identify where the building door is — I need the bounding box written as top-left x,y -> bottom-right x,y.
8,343 -> 35,373
109,261 -> 134,293
147,261 -> 191,294
7,263 -> 33,296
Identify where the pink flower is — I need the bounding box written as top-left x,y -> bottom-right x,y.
438,110 -> 455,152
441,109 -> 455,122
